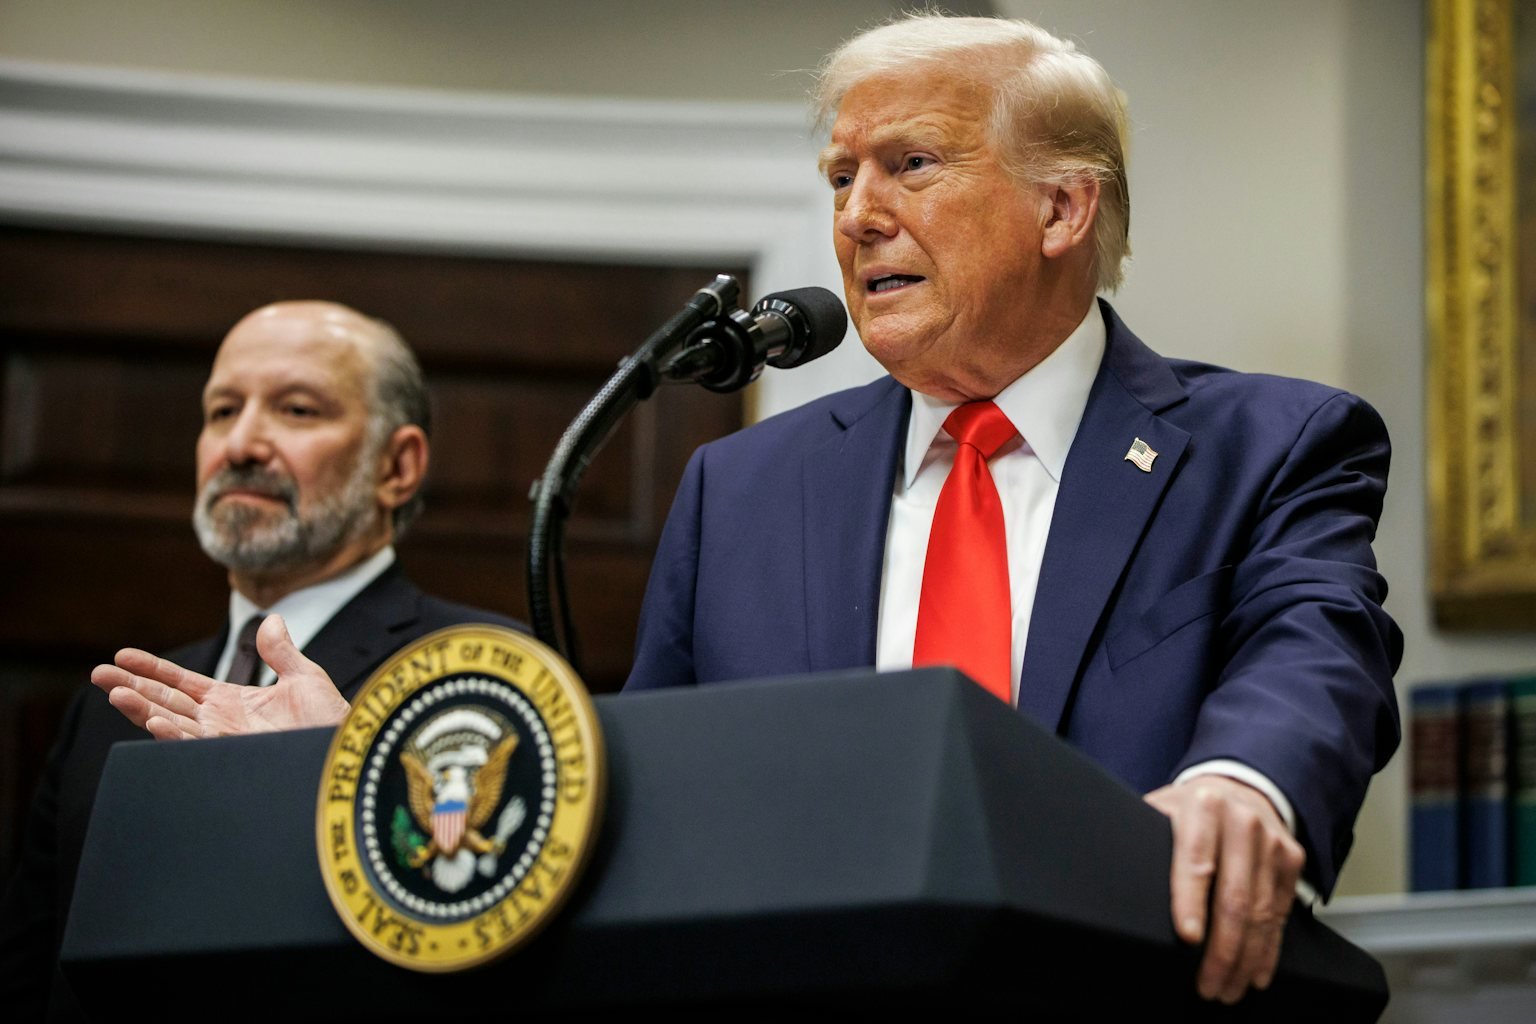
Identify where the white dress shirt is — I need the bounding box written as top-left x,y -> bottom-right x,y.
872,303 -> 1300,849
214,545 -> 397,686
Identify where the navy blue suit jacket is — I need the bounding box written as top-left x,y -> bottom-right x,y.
626,302 -> 1402,897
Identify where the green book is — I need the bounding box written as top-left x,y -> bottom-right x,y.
1514,676 -> 1536,887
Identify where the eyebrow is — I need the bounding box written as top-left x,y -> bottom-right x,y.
817,119 -> 955,175
201,381 -> 334,406
816,145 -> 849,175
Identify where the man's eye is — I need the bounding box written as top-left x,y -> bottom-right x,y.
904,155 -> 933,171
283,403 -> 318,418
830,171 -> 854,190
206,405 -> 236,422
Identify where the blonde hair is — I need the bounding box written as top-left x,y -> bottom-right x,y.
813,13 -> 1131,292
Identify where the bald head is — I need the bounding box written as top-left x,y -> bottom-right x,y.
226,299 -> 382,342
229,302 -> 418,403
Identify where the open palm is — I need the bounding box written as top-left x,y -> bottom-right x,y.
90,614 -> 350,738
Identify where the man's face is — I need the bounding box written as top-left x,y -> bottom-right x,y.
823,68 -> 1055,400
193,304 -> 382,574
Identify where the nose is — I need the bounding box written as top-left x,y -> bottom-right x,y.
222,404 -> 274,466
836,168 -> 899,245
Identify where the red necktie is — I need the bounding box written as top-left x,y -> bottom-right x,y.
913,401 -> 1016,702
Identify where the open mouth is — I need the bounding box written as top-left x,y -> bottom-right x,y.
868,274 -> 925,294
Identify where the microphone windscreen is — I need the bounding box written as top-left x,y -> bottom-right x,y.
757,287 -> 847,368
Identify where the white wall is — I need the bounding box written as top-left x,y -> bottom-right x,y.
0,0 -> 898,102
4,0 -> 1534,896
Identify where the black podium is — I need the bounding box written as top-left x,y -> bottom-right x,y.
60,668 -> 1387,1020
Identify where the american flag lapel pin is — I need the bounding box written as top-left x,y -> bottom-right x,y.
1124,437 -> 1157,472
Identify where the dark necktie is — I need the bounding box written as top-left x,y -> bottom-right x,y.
225,614 -> 265,686
913,400 -> 1017,702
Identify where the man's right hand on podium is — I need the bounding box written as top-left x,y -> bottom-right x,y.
1146,774 -> 1307,1005
90,613 -> 349,739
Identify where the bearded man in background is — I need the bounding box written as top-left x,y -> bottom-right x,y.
0,300 -> 518,1020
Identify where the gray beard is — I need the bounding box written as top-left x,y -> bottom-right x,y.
193,458 -> 377,574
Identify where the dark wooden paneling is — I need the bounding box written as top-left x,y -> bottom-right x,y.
0,225 -> 747,880
2,351 -> 206,492
425,372 -> 640,526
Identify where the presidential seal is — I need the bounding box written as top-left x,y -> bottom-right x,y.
316,624 -> 605,972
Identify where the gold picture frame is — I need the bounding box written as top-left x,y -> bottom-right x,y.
1428,0 -> 1536,628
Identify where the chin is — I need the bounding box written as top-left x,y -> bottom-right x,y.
857,324 -> 922,367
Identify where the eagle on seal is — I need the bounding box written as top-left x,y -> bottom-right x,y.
401,734 -> 518,867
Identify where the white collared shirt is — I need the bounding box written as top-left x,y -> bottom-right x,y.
214,546 -> 397,686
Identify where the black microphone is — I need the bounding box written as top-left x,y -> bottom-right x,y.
662,286 -> 848,393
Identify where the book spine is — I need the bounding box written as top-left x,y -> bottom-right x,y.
1512,677 -> 1536,887
1461,680 -> 1511,889
1410,684 -> 1462,892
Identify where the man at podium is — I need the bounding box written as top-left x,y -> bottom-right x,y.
0,300 -> 518,1019
623,12 -> 1402,1007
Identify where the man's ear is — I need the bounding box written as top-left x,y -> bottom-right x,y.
1040,179 -> 1100,260
375,425 -> 429,514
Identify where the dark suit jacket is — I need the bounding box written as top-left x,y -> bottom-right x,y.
0,561 -> 520,1021
626,301 -> 1403,897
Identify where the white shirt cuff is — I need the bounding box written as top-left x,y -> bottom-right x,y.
1172,759 -> 1318,906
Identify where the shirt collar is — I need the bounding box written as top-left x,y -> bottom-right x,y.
902,301 -> 1107,488
227,545 -> 397,671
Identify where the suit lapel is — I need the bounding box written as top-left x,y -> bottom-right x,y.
1017,304 -> 1190,733
300,562 -> 424,700
802,376 -> 908,671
